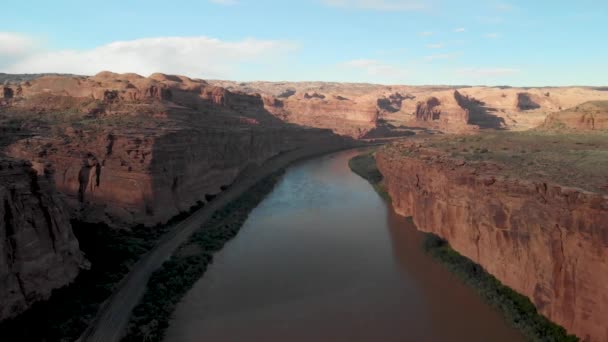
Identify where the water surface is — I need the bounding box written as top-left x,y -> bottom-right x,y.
165,149 -> 523,342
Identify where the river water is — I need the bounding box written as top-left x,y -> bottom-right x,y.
164,149 -> 523,342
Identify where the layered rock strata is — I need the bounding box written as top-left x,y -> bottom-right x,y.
376,142 -> 608,341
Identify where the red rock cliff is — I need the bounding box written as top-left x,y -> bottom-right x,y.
1,72 -> 350,227
376,143 -> 608,341
0,157 -> 85,320
6,127 -> 344,227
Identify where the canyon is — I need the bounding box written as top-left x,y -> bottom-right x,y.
1,72 -> 608,340
376,134 -> 608,341
0,72 -> 350,322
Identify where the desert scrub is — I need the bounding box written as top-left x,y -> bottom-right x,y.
423,233 -> 579,342
348,152 -> 390,200
0,202 -> 204,342
122,170 -> 284,342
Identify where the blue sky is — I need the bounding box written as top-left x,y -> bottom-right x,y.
1,0 -> 606,86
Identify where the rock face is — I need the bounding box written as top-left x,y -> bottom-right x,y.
263,91 -> 379,137
516,92 -> 541,111
376,142 -> 608,341
413,91 -> 473,133
6,127 -> 341,227
0,157 -> 85,321
415,97 -> 442,121
1,72 -> 349,227
542,101 -> 608,131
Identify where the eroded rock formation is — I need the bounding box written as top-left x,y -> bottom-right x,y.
209,81 -> 608,133
0,157 -> 85,321
262,91 -> 379,137
516,92 -> 541,111
413,91 -> 473,133
542,101 -> 608,131
376,141 -> 608,341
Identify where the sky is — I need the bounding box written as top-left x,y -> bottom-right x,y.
0,0 -> 607,86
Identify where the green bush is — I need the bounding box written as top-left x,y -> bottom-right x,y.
348,152 -> 391,201
348,153 -> 383,184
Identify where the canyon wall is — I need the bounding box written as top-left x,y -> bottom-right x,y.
5,126 -> 343,227
413,91 -> 475,132
0,157 -> 85,321
376,143 -> 608,341
1,72 -> 350,228
262,92 -> 379,137
211,80 -> 608,134
542,101 -> 608,131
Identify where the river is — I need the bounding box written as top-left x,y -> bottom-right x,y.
164,149 -> 523,342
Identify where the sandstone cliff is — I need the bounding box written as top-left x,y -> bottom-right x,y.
0,157 -> 85,321
0,72 -> 349,227
542,101 -> 608,131
376,139 -> 608,341
413,91 -> 474,133
210,80 -> 608,134
263,91 -> 379,137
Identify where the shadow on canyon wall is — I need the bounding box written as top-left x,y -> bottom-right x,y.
144,91 -> 350,226
455,91 -> 506,130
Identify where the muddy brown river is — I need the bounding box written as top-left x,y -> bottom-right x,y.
164,149 -> 523,342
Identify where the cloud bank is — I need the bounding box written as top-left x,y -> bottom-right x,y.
341,59 -> 409,79
322,0 -> 426,11
1,34 -> 298,79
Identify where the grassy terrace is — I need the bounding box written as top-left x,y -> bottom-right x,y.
348,152 -> 579,342
420,131 -> 608,194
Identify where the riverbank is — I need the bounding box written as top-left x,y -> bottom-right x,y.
348,152 -> 578,342
348,152 -> 389,200
122,170 -> 284,341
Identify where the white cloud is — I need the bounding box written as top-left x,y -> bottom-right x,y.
477,16 -> 505,24
0,32 -> 38,59
495,3 -> 513,11
425,53 -> 458,61
456,67 -> 520,77
419,31 -> 434,36
483,33 -> 500,38
323,0 -> 426,11
209,0 -> 238,5
453,28 -> 466,32
341,59 -> 408,78
3,35 -> 298,79
426,43 -> 443,49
